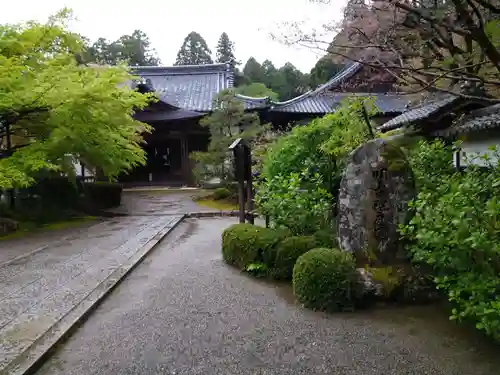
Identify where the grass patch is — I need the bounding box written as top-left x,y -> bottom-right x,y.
0,216 -> 98,241
195,198 -> 239,211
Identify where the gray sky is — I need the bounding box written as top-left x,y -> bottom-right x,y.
1,0 -> 345,73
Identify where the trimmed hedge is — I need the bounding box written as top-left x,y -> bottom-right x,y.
213,187 -> 232,201
271,236 -> 317,280
222,223 -> 283,270
83,182 -> 123,209
293,248 -> 357,312
312,229 -> 338,249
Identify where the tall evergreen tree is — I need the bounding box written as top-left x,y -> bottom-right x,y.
243,57 -> 265,83
215,32 -> 238,66
309,57 -> 344,88
175,31 -> 213,65
85,30 -> 160,66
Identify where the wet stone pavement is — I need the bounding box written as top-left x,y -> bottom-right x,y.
0,214 -> 183,373
36,217 -> 500,375
108,190 -> 215,216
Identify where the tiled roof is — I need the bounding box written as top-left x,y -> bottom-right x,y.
270,92 -> 409,115
377,95 -> 459,132
131,63 -> 233,112
435,103 -> 500,137
234,94 -> 271,110
270,62 -> 363,113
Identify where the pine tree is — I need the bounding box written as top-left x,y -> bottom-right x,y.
215,32 -> 238,66
190,90 -> 267,183
174,31 -> 213,65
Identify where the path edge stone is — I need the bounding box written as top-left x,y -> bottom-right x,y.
2,215 -> 186,375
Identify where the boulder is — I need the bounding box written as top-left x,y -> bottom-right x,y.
337,138 -> 416,265
355,265 -> 440,306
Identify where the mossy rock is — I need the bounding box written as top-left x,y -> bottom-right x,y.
293,248 -> 358,312
270,236 -> 317,280
221,223 -> 284,270
356,265 -> 440,305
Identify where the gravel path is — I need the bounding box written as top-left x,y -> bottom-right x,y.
35,217 -> 500,375
0,215 -> 182,372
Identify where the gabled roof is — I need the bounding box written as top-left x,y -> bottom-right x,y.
269,62 -> 363,113
270,92 -> 409,115
234,94 -> 272,110
261,62 -> 409,115
131,63 -> 233,112
377,95 -> 459,132
435,102 -> 500,137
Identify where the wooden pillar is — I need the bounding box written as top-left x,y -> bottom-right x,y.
5,124 -> 15,209
180,131 -> 191,186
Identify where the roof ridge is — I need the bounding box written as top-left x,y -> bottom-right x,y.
235,94 -> 270,101
132,63 -> 229,70
271,61 -> 363,109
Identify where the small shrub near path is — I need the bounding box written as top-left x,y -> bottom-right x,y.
222,223 -> 283,270
270,236 -> 317,280
293,248 -> 358,312
212,187 -> 232,201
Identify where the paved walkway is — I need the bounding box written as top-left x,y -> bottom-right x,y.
108,189 -> 215,216
36,218 -> 500,375
0,214 -> 183,374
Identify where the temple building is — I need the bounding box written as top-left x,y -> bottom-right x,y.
121,61 -> 410,186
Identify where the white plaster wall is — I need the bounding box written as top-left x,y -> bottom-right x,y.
454,134 -> 500,168
73,160 -> 94,177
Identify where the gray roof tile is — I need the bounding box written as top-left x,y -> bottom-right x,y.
234,94 -> 271,110
435,103 -> 500,137
270,92 -> 409,115
132,64 -> 233,112
267,62 -> 408,115
270,62 -> 363,113
377,95 -> 459,132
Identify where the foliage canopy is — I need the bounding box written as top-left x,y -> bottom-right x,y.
0,10 -> 153,188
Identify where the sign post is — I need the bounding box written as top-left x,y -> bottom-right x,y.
229,138 -> 254,224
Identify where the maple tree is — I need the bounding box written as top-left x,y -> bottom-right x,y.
0,10 -> 153,188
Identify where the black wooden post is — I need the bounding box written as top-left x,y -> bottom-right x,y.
245,145 -> 254,225
5,123 -> 15,209
229,138 -> 246,224
362,105 -> 375,139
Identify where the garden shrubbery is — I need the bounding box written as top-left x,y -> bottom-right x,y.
401,140 -> 500,341
213,187 -> 232,201
83,181 -> 123,209
222,223 -> 284,270
270,236 -> 317,280
312,226 -> 338,249
255,99 -> 372,236
293,248 -> 358,312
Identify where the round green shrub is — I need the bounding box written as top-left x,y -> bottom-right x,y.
213,187 -> 232,201
271,236 -> 317,280
293,248 -> 357,312
222,223 -> 282,270
313,228 -> 338,249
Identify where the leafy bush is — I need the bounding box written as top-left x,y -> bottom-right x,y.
256,99 -> 373,235
293,248 -> 357,311
401,140 -> 500,341
270,236 -> 317,280
213,187 -> 232,201
261,115 -> 339,195
313,226 -> 338,248
83,182 -> 122,209
221,223 -> 283,270
255,171 -> 333,235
